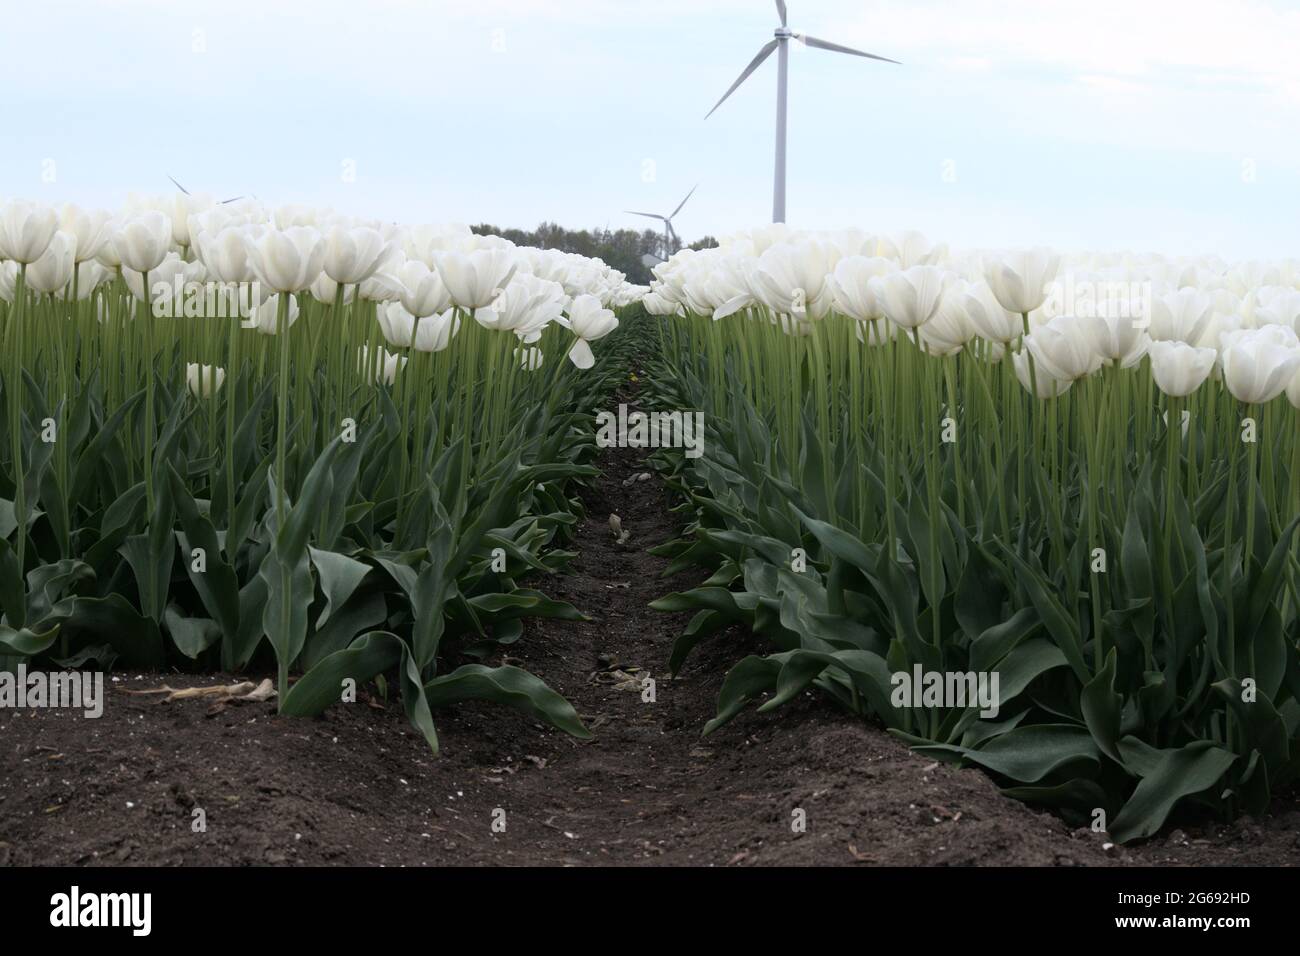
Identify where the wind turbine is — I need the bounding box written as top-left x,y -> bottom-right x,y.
706,0 -> 898,223
625,184 -> 698,261
168,176 -> 244,205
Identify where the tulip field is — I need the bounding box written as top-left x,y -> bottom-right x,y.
2,195 -> 1298,857
0,195 -> 642,754
646,228 -> 1300,844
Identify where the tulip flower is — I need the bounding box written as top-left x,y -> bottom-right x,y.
1254,290 -> 1300,333
273,204 -> 322,230
416,308 -> 462,353
25,231 -> 77,295
0,200 -> 59,264
479,273 -> 565,339
984,248 -> 1061,316
378,302 -> 461,352
358,268 -> 405,303
564,294 -> 618,369
167,192 -> 215,247
747,239 -> 837,319
435,247 -> 519,310
243,226 -> 325,293
919,278 -> 977,355
72,260 -> 112,301
396,260 -> 452,318
1024,315 -> 1103,381
854,317 -> 897,347
963,280 -> 1023,344
1012,348 -> 1072,398
1147,289 -> 1214,345
244,293 -> 300,335
0,262 -> 18,302
308,272 -> 355,307
185,363 -> 226,398
1219,326 -> 1300,404
59,205 -> 114,264
1196,311 -> 1244,352
116,211 -> 173,274
196,227 -> 256,283
827,256 -> 895,323
356,345 -> 406,385
643,290 -> 683,317
124,252 -> 205,313
1080,312 -> 1149,367
94,234 -> 122,270
872,265 -> 950,331
515,346 -> 545,371
894,230 -> 948,269
1148,340 -> 1217,397
322,225 -> 394,286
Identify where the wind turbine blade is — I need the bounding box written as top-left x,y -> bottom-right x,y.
669,184 -> 698,221
168,175 -> 190,195
705,39 -> 779,119
625,211 -> 668,221
775,0 -> 787,26
799,34 -> 900,64
221,196 -> 244,204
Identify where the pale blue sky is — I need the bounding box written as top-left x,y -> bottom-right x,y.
2,0 -> 1297,259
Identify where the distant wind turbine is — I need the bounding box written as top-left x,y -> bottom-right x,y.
625,184 -> 698,261
168,175 -> 244,205
706,0 -> 898,223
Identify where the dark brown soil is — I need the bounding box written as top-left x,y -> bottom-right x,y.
2,390 -> 1297,867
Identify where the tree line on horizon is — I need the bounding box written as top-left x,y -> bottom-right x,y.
471,222 -> 718,285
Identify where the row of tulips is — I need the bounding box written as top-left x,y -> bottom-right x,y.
0,194 -> 646,752
646,225 -> 1300,842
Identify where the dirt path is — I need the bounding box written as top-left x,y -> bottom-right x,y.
2,384 -> 1297,866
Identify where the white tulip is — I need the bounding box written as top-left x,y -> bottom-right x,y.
1012,348 -> 1072,398
984,248 -> 1061,315
747,239 -> 837,319
378,302 -> 461,352
1148,340 -> 1217,398
243,226 -> 325,293
963,280 -> 1023,344
59,205 -> 114,263
0,200 -> 59,264
396,260 -> 451,318
356,345 -> 406,385
308,272 -> 355,307
872,265 -> 951,331
435,247 -> 519,310
116,212 -> 173,274
1147,289 -> 1214,344
25,231 -> 77,295
322,225 -> 394,285
186,363 -> 226,398
244,293 -> 300,335
1219,326 -> 1300,404
1025,315 -> 1103,381
515,346 -> 545,371
919,278 -> 977,355
564,294 -> 618,369
196,227 -> 255,283
1080,313 -> 1149,367
827,256 -> 895,322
